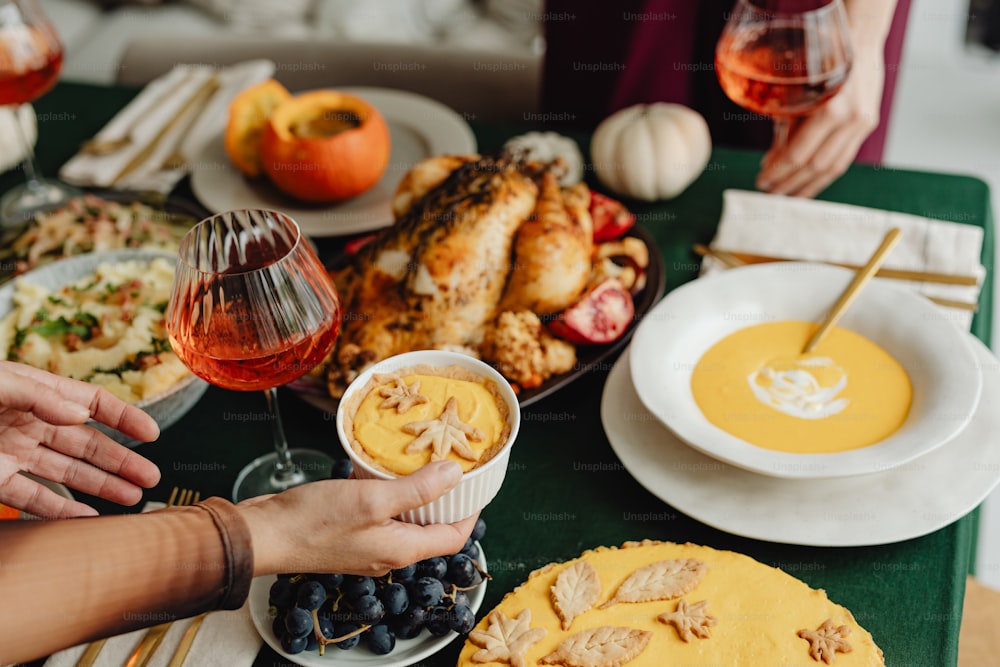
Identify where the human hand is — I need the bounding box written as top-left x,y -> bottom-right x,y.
0,361 -> 160,518
756,45 -> 885,198
241,461 -> 477,576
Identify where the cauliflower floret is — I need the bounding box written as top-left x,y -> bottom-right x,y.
480,311 -> 576,389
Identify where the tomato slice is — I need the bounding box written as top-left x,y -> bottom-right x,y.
344,233 -> 377,255
590,191 -> 636,242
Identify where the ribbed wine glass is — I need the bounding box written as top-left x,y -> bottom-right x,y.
715,0 -> 854,151
166,209 -> 341,501
0,0 -> 81,227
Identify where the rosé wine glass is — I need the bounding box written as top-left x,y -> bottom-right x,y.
0,0 -> 81,227
715,0 -> 854,151
166,209 -> 341,501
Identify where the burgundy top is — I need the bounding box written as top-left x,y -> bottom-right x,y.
542,0 -> 911,163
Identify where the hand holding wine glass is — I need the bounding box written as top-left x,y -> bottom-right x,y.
716,0 -> 857,197
167,209 -> 341,501
0,0 -> 80,227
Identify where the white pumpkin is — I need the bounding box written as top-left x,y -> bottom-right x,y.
0,104 -> 36,174
591,103 -> 711,201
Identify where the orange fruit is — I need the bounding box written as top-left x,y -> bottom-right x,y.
224,79 -> 292,178
259,90 -> 391,202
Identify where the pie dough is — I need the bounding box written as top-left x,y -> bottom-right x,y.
457,540 -> 884,666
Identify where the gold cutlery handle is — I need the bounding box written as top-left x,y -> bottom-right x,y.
74,638 -> 106,667
166,613 -> 208,667
693,244 -> 979,312
803,228 -> 902,353
124,622 -> 171,667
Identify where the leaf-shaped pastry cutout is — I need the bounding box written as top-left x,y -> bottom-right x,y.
469,608 -> 547,667
551,561 -> 601,630
657,598 -> 718,642
598,558 -> 706,609
403,396 -> 483,462
540,626 -> 651,667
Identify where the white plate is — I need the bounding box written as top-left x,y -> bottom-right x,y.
249,544 -> 488,666
629,262 -> 982,479
190,87 -> 476,237
603,343 -> 1000,547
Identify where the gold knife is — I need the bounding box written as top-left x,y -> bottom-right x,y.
123,622 -> 171,667
694,244 -> 979,312
74,638 -> 106,667
166,613 -> 208,667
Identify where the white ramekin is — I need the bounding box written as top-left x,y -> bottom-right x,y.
336,350 -> 520,524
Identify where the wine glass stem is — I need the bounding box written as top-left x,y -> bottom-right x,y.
11,104 -> 43,189
263,387 -> 305,486
773,116 -> 791,152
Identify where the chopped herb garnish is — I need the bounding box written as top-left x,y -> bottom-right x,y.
27,312 -> 98,340
47,295 -> 69,306
94,351 -> 157,377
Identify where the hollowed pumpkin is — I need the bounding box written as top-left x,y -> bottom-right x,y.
259,91 -> 391,203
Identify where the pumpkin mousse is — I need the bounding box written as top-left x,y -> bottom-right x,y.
340,364 -> 511,476
458,540 -> 884,667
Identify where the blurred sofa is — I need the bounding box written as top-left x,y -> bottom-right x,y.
41,0 -> 543,120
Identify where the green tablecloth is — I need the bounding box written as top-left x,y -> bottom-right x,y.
7,83 -> 995,667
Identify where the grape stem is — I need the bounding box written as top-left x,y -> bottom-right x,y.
310,608 -> 370,655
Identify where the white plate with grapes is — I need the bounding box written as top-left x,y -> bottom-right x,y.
250,538 -> 488,666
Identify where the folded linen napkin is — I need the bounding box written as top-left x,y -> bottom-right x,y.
59,60 -> 275,194
43,501 -> 263,667
702,189 -> 987,330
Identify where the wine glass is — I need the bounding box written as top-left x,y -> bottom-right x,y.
715,0 -> 854,151
166,209 -> 341,502
0,0 -> 80,227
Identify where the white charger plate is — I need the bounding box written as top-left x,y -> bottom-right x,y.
629,262 -> 982,479
190,86 -> 477,237
603,343 -> 1000,547
249,544 -> 487,666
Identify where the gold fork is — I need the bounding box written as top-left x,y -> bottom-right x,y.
75,488 -> 200,667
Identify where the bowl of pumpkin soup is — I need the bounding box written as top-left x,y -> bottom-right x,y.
628,262 -> 982,479
336,349 -> 520,524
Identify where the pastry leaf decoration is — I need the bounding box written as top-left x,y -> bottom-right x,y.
551,560 -> 602,630
599,558 -> 706,609
469,608 -> 547,667
797,618 -> 853,664
402,396 -> 483,461
540,626 -> 651,667
657,598 -> 718,642
377,376 -> 429,413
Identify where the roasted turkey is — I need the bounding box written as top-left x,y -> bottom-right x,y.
326,153 -> 595,395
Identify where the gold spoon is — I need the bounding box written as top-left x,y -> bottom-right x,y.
802,227 -> 902,354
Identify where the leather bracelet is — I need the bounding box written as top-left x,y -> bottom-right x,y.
196,497 -> 254,610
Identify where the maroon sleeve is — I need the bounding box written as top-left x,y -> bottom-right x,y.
542,0 -> 913,163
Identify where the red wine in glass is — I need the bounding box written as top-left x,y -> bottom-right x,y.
716,0 -> 853,147
167,209 -> 342,501
0,0 -> 81,227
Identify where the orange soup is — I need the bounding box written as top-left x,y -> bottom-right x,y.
691,320 -> 912,453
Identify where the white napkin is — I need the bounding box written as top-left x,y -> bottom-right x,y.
43,501 -> 263,667
702,189 -> 987,330
59,60 -> 275,194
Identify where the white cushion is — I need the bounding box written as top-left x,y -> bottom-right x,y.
39,0 -> 103,53
60,4 -> 227,84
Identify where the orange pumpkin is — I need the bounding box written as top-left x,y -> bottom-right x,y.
224,79 -> 292,178
259,91 -> 391,203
